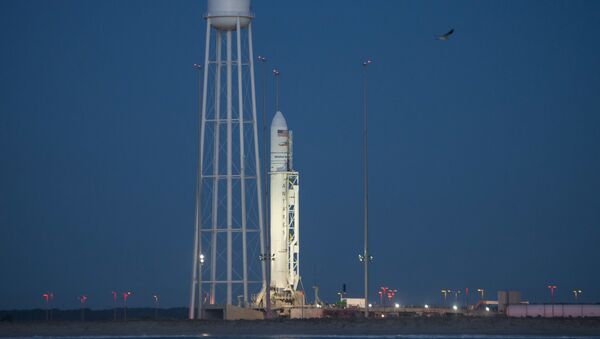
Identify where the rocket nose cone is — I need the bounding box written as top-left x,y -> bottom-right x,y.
271,111 -> 288,130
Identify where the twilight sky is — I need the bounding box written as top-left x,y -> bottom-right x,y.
1,0 -> 599,309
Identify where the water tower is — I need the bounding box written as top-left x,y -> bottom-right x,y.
189,0 -> 266,319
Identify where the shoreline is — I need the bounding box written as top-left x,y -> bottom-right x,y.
1,317 -> 600,337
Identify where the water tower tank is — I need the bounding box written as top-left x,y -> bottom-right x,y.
207,0 -> 252,31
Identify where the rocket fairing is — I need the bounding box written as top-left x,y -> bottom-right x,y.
270,111 -> 300,292
270,111 -> 290,172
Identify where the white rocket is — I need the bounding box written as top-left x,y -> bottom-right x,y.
270,111 -> 300,292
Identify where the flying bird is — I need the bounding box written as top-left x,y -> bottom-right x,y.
436,28 -> 454,41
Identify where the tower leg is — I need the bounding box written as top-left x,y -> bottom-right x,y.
196,18 -> 211,319
210,29 -> 222,305
236,18 -> 249,307
189,187 -> 198,319
226,30 -> 233,306
247,22 -> 267,306
189,18 -> 212,320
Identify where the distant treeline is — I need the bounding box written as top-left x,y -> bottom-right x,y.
0,307 -> 188,322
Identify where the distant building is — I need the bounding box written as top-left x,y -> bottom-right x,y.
507,304 -> 600,317
342,297 -> 366,308
498,290 -> 522,313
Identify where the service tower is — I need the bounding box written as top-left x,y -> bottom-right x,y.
269,111 -> 302,309
189,0 -> 266,319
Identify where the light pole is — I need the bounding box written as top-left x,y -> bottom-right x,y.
257,55 -> 271,318
547,285 -> 557,303
441,289 -> 450,306
362,58 -> 372,319
386,288 -> 397,314
379,287 -> 388,306
454,290 -> 461,307
153,294 -> 159,320
111,291 -> 117,321
477,288 -> 485,301
573,289 -> 582,303
547,285 -> 557,317
42,293 -> 50,321
79,295 -> 87,321
49,293 -> 53,320
198,253 -> 205,318
42,292 -> 54,321
123,291 -> 132,321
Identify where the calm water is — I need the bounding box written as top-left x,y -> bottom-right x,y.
11,336 -> 600,339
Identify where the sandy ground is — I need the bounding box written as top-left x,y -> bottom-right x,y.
1,317 -> 600,337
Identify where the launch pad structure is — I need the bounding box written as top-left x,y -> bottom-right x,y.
189,0 -> 304,319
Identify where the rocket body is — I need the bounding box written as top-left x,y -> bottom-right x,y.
270,111 -> 300,291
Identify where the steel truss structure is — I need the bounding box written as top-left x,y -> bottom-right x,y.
189,12 -> 266,319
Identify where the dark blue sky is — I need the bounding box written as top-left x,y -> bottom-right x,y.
1,0 -> 599,309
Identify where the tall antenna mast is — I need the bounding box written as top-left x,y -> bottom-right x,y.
273,68 -> 280,112
362,58 -> 372,319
